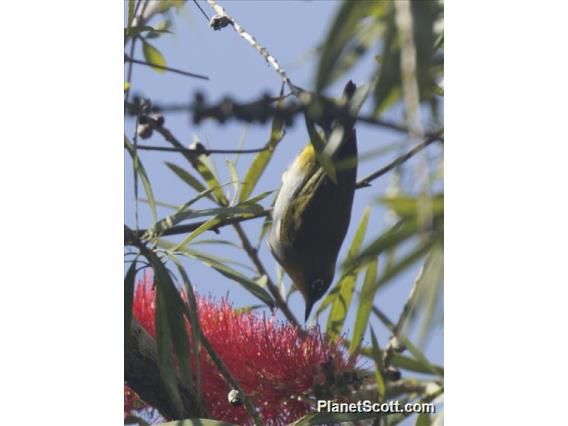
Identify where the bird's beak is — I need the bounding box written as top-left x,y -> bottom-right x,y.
304,300 -> 315,322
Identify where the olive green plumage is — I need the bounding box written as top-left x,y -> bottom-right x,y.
269,81 -> 358,321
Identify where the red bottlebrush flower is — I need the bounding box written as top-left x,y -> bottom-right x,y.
127,276 -> 357,425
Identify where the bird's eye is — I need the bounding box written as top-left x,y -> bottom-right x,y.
313,278 -> 326,295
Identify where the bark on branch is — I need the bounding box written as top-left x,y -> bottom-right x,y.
125,318 -> 202,420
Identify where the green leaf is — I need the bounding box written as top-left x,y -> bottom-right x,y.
147,204 -> 265,237
126,25 -> 172,39
380,194 -> 444,218
142,40 -> 166,73
190,140 -> 229,206
127,0 -> 135,30
124,260 -> 138,356
167,254 -> 202,409
416,244 -> 444,343
225,159 -> 240,205
315,1 -> 387,92
350,258 -> 378,353
172,215 -> 224,251
372,4 -> 400,114
366,239 -> 435,296
189,239 -> 241,249
369,327 -> 385,401
321,207 -> 370,329
156,420 -> 239,426
239,190 -> 273,206
415,411 -> 431,426
290,411 -> 380,426
154,257 -> 195,395
373,1 -> 439,114
158,240 -> 275,307
146,20 -> 172,39
256,214 -> 273,250
343,217 -> 418,275
160,241 -> 254,271
239,93 -> 286,202
145,187 -> 220,238
391,353 -> 443,376
165,162 -> 213,201
359,343 -> 444,376
372,306 -> 441,377
150,260 -> 184,416
125,136 -> 157,224
388,388 -> 443,425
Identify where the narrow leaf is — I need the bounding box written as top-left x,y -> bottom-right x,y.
372,306 -> 441,377
142,40 -> 166,73
290,411 -> 379,426
125,136 -> 157,224
369,327 -> 386,401
225,159 -> 240,205
153,256 -> 194,396
359,344 -> 444,376
350,258 -> 378,353
158,240 -> 275,307
145,186 -> 220,238
415,412 -> 431,426
190,141 -> 228,206
239,93 -> 286,202
127,0 -> 135,29
380,194 -> 444,218
343,217 -> 418,275
165,162 -> 213,201
168,254 -> 202,410
172,216 -> 224,251
324,207 -> 371,336
124,260 -> 137,356
316,1 -> 387,92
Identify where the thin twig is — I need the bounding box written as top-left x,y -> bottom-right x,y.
127,211 -> 270,243
134,144 -> 270,155
382,254 -> 430,370
145,117 -> 201,165
355,132 -> 443,189
200,330 -> 264,426
206,0 -> 298,95
192,0 -> 210,22
124,55 -> 209,80
232,222 -> 303,331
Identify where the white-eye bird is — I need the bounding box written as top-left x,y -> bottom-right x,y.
269,81 -> 358,321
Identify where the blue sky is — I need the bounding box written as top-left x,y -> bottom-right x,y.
125,1 -> 443,422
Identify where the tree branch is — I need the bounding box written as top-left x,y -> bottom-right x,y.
124,54 -> 209,80
125,317 -> 202,420
143,95 -> 417,135
231,222 -> 303,331
134,144 -> 271,155
125,211 -> 270,245
199,329 -> 264,426
355,132 -> 443,189
206,0 -> 298,95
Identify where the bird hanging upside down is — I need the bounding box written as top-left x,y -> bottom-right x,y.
269,81 -> 358,321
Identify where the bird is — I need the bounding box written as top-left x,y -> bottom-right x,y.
269,81 -> 358,321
